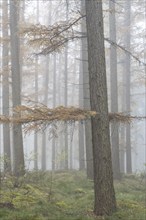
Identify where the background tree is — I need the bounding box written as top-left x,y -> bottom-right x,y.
124,0 -> 132,174
109,0 -> 121,179
2,0 -> 11,172
81,0 -> 93,179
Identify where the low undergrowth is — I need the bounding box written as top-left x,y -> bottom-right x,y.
0,171 -> 145,220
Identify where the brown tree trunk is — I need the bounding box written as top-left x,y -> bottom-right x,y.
85,0 -> 116,215
10,0 -> 24,176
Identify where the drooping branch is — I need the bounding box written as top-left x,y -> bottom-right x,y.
20,16 -> 85,54
21,15 -> 146,66
0,105 -> 145,133
105,37 -> 146,66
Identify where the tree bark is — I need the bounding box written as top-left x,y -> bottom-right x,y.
10,0 -> 24,176
85,0 -> 116,215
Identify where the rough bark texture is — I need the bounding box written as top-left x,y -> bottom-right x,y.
85,0 -> 116,215
109,0 -> 121,179
81,0 -> 93,179
10,0 -> 24,176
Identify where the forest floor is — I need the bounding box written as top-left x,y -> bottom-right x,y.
0,170 -> 145,220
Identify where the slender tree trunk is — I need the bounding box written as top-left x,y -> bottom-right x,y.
41,0 -> 52,171
120,125 -> 126,173
144,0 -> 146,169
34,58 -> 38,170
124,0 -> 132,174
109,0 -> 121,179
10,0 -> 24,176
85,0 -> 116,215
34,0 -> 40,170
52,54 -> 57,171
79,49 -> 85,170
64,3 -> 69,170
81,0 -> 93,179
2,0 -> 11,172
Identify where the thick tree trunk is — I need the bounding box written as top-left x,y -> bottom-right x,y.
10,0 -> 24,176
109,0 -> 121,180
85,0 -> 116,215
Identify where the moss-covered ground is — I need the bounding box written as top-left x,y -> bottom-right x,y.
0,171 -> 145,220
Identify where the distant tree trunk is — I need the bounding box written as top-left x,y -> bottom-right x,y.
81,0 -> 93,179
70,61 -> 76,169
41,56 -> 49,171
34,58 -> 38,170
2,0 -> 11,172
109,0 -> 121,179
64,3 -> 69,170
120,125 -> 126,173
34,0 -> 40,170
85,0 -> 116,215
41,0 -> 52,171
124,0 -> 132,174
52,54 -> 57,171
10,0 -> 24,176
144,0 -> 146,165
79,49 -> 85,170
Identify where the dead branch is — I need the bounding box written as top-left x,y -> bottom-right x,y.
0,105 -> 145,133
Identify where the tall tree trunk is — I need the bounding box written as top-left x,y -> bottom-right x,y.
81,0 -> 93,179
144,0 -> 146,168
34,0 -> 40,170
10,0 -> 24,176
79,49 -> 85,170
109,0 -> 121,179
41,0 -> 52,171
85,0 -> 116,215
64,2 -> 69,170
124,0 -> 132,174
52,54 -> 57,171
2,0 -> 11,172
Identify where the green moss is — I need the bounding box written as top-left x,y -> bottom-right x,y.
0,171 -> 145,220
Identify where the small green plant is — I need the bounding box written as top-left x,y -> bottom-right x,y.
0,171 -> 145,220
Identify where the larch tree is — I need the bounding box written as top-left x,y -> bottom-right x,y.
85,0 -> 117,215
10,0 -> 24,176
